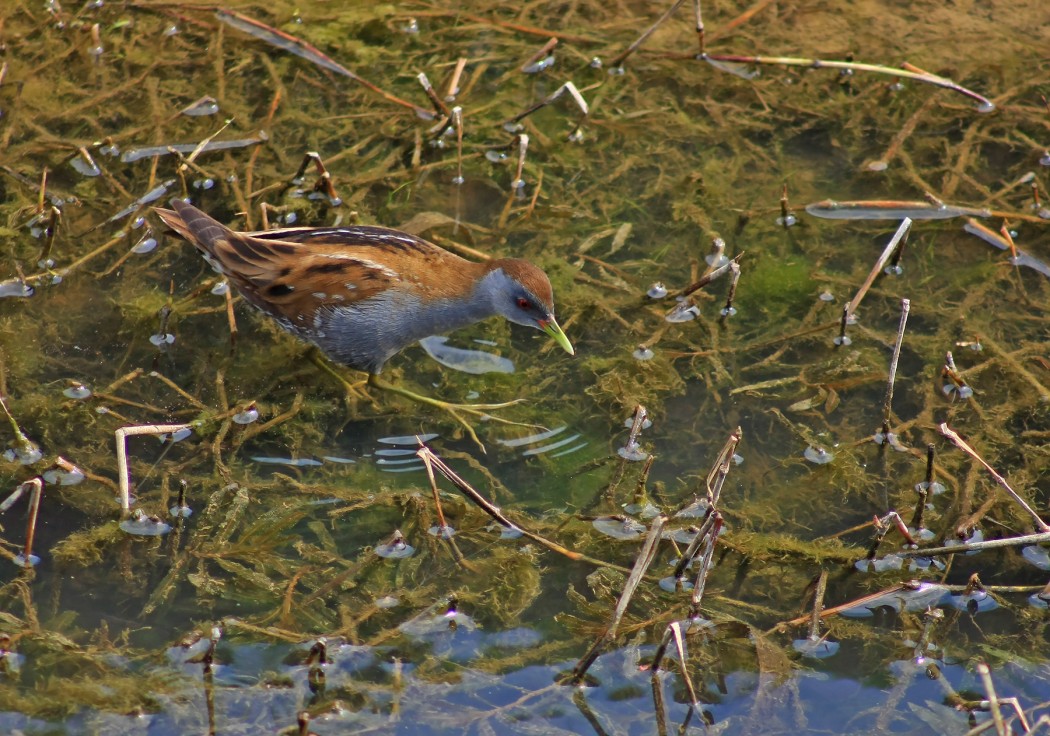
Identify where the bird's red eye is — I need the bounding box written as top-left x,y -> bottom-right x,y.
517,297 -> 530,310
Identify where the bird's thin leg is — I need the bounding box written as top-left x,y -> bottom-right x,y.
367,374 -> 523,413
367,374 -> 545,452
307,349 -> 375,405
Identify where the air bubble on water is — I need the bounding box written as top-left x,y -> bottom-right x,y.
804,446 -> 834,464
833,335 -> 852,346
617,441 -> 649,462
119,509 -> 172,537
632,346 -> 655,361
793,636 -> 839,659
150,333 -> 175,347
1021,546 -> 1050,570
592,516 -> 646,540
947,589 -> 998,613
720,306 -> 737,317
647,282 -> 668,299
159,427 -> 192,443
131,216 -> 146,230
1040,152 -> 1050,167
776,213 -> 798,226
485,150 -> 508,163
452,175 -> 465,186
623,501 -> 661,519
428,525 -> 455,539
608,65 -> 625,76
375,534 -> 415,559
401,18 -> 419,34
3,445 -> 43,465
976,101 -> 995,114
665,303 -> 700,323
63,384 -> 92,399
71,157 -> 101,177
12,553 -> 41,568
284,211 -> 298,224
376,595 -> 400,609
211,281 -> 229,296
0,280 -> 34,298
233,406 -> 259,424
915,480 -> 946,495
43,466 -> 85,486
854,554 -> 903,573
192,178 -> 215,190
503,122 -> 524,134
170,503 -> 193,519
132,235 -> 158,254
589,57 -> 603,69
623,414 -> 653,430
523,56 -> 555,74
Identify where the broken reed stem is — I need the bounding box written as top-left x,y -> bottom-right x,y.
898,530 -> 1050,557
699,54 -> 994,110
705,426 -> 741,506
847,218 -> 912,318
976,663 -> 1006,735
416,446 -> 634,572
21,478 -> 41,564
419,445 -> 450,533
693,0 -> 704,55
681,253 -> 743,297
572,515 -> 666,682
609,0 -> 686,69
650,621 -> 704,720
881,298 -> 910,426
520,37 -> 557,72
115,424 -> 194,513
939,423 -> 1050,532
216,9 -> 432,118
445,57 -> 467,101
1,479 -> 43,565
808,569 -> 829,640
671,509 -> 719,582
417,72 -> 451,120
688,512 -> 723,615
503,82 -> 589,136
451,107 -> 464,185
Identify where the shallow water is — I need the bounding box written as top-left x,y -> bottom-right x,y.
1,0 -> 1049,733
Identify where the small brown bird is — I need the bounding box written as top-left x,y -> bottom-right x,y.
155,201 -> 573,436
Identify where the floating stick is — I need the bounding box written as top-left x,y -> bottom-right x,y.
609,0 -> 686,69
699,53 -> 994,111
1,479 -> 43,567
503,82 -> 589,139
846,218 -> 912,319
417,72 -> 451,120
115,424 -> 194,513
216,10 -> 431,118
939,423 -> 1050,532
879,298 -> 910,433
571,515 -> 665,682
444,58 -> 467,101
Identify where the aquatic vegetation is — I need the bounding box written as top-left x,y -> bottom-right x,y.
0,0 -> 1049,732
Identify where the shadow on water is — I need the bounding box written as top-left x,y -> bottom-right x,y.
1,0 -> 1050,732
